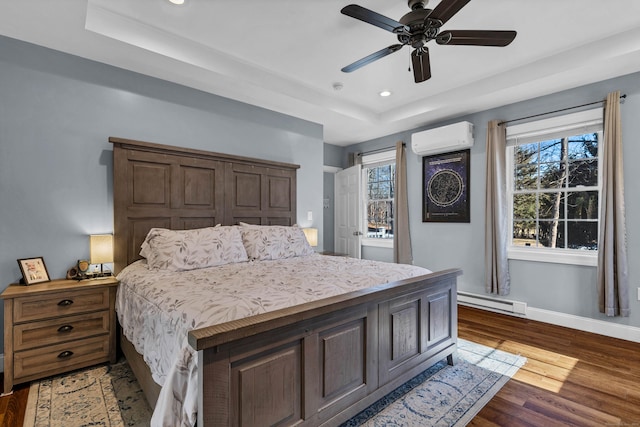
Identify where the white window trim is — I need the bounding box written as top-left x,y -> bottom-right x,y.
361,150 -> 395,249
505,108 -> 602,267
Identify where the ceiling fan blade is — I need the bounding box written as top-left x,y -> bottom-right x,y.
429,0 -> 472,25
436,30 -> 517,46
411,48 -> 431,83
341,4 -> 409,34
342,44 -> 404,73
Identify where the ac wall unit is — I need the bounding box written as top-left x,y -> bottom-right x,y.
411,121 -> 474,156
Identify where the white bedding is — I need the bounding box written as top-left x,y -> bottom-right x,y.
115,253 -> 431,427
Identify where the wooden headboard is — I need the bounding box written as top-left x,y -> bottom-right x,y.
110,137 -> 299,273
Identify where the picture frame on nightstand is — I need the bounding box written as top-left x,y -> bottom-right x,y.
17,256 -> 50,285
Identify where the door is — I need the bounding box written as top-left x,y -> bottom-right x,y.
334,165 -> 362,258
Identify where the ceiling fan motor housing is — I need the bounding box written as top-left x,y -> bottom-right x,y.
399,5 -> 440,48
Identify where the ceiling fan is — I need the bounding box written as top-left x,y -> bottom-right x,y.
340,0 -> 517,83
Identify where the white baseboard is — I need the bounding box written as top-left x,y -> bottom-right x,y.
461,302 -> 640,344
525,306 -> 640,343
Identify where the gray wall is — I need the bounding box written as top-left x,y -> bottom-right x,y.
344,72 -> 640,329
0,36 -> 324,348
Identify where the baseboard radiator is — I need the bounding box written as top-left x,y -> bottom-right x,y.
458,291 -> 527,315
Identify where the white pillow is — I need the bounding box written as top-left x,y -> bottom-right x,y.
240,224 -> 315,260
140,226 -> 248,271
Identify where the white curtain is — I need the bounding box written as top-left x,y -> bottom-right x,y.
485,120 -> 510,295
394,141 -> 413,264
597,91 -> 629,317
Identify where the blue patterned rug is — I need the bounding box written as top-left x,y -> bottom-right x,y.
340,338 -> 526,426
23,339 -> 524,427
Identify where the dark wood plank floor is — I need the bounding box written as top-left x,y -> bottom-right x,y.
459,305 -> 640,427
0,379 -> 27,427
1,305 -> 638,426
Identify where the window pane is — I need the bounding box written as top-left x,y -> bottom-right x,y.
513,193 -> 536,220
539,162 -> 564,189
567,221 -> 598,250
515,143 -> 538,165
513,221 -> 537,247
568,159 -> 597,187
567,133 -> 598,159
367,200 -> 393,239
515,164 -> 537,190
567,191 -> 598,220
538,192 -> 565,220
539,139 -> 562,163
538,220 -> 565,248
379,181 -> 390,199
368,183 -> 378,199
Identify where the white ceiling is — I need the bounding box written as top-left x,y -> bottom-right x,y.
2,0 -> 640,146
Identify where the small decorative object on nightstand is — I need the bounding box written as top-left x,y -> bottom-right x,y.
1,277 -> 118,394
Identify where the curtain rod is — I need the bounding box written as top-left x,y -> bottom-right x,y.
357,142 -> 405,157
499,94 -> 626,126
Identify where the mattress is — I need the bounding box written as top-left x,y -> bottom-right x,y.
115,253 -> 431,426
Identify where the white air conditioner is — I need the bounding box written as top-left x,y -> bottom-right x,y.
411,121 -> 474,156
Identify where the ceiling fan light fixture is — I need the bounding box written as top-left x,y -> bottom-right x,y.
168,0 -> 185,5
379,90 -> 392,97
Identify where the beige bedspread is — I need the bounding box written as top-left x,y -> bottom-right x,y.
116,253 -> 431,427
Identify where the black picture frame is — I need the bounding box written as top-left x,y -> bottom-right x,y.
422,149 -> 470,223
17,256 -> 50,285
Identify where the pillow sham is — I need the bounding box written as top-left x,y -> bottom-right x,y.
140,226 -> 248,271
240,224 -> 315,260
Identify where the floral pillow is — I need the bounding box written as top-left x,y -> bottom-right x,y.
140,226 -> 248,271
240,224 -> 315,260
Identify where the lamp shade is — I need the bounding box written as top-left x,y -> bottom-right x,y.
302,228 -> 318,247
90,234 -> 114,264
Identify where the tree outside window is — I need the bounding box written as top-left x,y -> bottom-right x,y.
512,132 -> 599,250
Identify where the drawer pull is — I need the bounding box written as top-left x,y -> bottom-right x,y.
57,351 -> 74,359
58,299 -> 74,306
57,325 -> 74,333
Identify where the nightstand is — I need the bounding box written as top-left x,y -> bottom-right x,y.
1,277 -> 118,394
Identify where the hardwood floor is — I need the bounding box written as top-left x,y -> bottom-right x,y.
459,305 -> 640,427
0,305 -> 638,426
0,377 -> 27,427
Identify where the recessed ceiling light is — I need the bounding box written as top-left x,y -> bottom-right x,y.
379,90 -> 392,97
169,0 -> 185,5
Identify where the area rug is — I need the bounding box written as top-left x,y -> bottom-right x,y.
23,339 -> 525,427
23,360 -> 152,427
340,338 -> 527,426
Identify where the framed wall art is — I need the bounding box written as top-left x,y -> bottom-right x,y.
422,149 -> 470,223
18,256 -> 50,285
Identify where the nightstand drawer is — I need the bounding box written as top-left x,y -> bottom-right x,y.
13,311 -> 110,351
14,335 -> 110,381
13,288 -> 110,323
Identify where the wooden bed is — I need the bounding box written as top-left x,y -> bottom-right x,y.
110,137 -> 461,427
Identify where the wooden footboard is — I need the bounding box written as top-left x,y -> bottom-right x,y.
188,268 -> 461,427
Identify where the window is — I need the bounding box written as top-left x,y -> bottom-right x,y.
361,151 -> 395,247
506,109 -> 603,266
